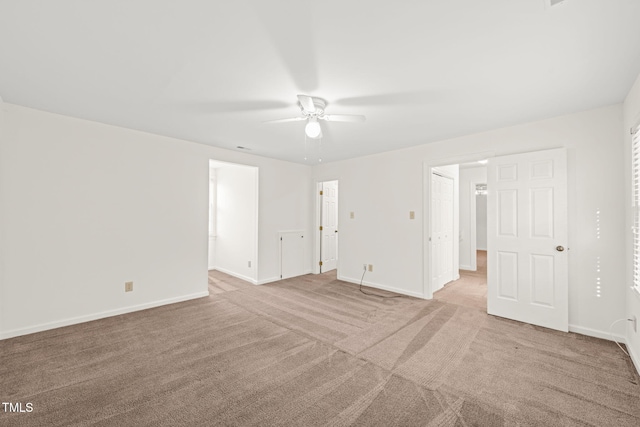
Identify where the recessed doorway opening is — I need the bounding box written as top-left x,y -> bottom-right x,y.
207,159 -> 259,285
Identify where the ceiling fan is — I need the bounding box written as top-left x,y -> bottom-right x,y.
265,94 -> 366,139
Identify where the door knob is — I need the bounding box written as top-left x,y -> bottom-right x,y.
556,246 -> 565,252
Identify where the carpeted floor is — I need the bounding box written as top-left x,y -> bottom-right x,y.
434,250 -> 488,310
1,267 -> 639,426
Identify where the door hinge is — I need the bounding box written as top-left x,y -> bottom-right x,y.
320,190 -> 323,195
319,226 -> 323,231
319,261 -> 323,266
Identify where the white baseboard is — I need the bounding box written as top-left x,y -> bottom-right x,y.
0,291 -> 209,341
337,274 -> 424,299
257,276 -> 281,285
257,269 -> 313,285
568,324 -> 626,343
211,266 -> 257,285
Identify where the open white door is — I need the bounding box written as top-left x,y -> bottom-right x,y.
320,181 -> 338,272
487,148 -> 568,332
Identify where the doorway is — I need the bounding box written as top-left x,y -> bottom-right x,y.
424,149 -> 569,332
425,161 -> 489,309
423,154 -> 492,300
208,160 -> 259,284
317,180 -> 338,273
433,165 -> 489,309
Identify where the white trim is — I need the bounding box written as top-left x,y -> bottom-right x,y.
257,271 -> 313,285
313,181 -> 323,275
258,276 -> 283,285
211,266 -> 258,285
469,181 -> 478,271
338,274 -> 425,299
253,169 -> 260,283
568,324 -> 625,343
0,291 -> 209,340
568,324 -> 640,375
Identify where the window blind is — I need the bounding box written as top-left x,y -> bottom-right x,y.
632,121 -> 640,293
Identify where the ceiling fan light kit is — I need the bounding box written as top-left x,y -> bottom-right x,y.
265,94 -> 366,140
305,117 -> 322,139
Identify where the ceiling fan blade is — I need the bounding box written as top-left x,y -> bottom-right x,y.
334,91 -> 438,106
319,121 -> 332,142
263,117 -> 307,124
322,114 -> 366,123
182,99 -> 290,113
297,94 -> 316,113
251,3 -> 319,92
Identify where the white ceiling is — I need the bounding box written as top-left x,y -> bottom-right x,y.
1,0 -> 640,164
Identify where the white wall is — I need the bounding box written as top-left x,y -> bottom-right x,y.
1,101 -> 631,350
459,166 -> 487,270
313,104 -> 626,338
212,164 -> 258,283
258,160 -> 313,283
207,168 -> 217,269
476,194 -> 487,250
624,71 -> 640,373
0,104 -> 312,339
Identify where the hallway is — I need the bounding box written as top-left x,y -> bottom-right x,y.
434,250 -> 487,310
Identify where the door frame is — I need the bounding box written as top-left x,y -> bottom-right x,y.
313,179 -> 339,274
208,159 -> 260,284
423,152 -> 494,299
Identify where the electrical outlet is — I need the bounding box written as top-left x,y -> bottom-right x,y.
368,264 -> 373,272
409,211 -> 415,220
350,212 -> 355,219
125,281 -> 133,292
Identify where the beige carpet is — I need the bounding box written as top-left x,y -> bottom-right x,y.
1,268 -> 639,426
434,250 -> 487,310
